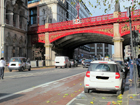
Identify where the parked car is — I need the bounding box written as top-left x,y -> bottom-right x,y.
70,59 -> 78,67
84,60 -> 125,95
83,59 -> 92,68
70,59 -> 75,67
115,61 -> 129,79
8,57 -> 31,72
74,60 -> 78,67
55,56 -> 71,68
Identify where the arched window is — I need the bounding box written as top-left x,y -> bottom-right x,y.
6,5 -> 9,24
13,8 -> 16,27
19,11 -> 23,28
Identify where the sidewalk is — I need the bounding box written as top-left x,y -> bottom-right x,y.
128,77 -> 140,105
122,70 -> 140,105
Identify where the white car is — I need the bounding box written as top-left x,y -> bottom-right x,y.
84,60 -> 125,95
55,56 -> 71,68
8,57 -> 31,72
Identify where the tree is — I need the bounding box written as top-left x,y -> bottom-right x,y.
72,0 -> 140,16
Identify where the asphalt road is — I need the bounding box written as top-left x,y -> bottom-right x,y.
0,66 -> 87,98
0,66 -> 130,105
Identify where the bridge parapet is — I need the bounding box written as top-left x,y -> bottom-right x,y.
28,9 -> 140,34
48,9 -> 140,31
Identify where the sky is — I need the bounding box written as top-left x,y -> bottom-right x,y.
83,0 -> 139,54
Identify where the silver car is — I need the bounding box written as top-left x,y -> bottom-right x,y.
8,57 -> 31,72
84,61 -> 125,95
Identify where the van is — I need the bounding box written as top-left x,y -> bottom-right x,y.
8,57 -> 31,72
55,56 -> 71,68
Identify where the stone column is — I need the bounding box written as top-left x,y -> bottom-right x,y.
113,23 -> 124,61
113,37 -> 124,61
44,44 -> 52,66
113,8 -> 124,61
95,44 -> 97,55
102,43 -> 105,57
9,12 -> 13,26
0,0 -> 4,58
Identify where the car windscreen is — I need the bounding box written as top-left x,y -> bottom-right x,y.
10,58 -> 21,62
84,59 -> 92,62
88,63 -> 118,72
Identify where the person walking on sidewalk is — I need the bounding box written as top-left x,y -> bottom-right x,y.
128,56 -> 134,82
136,54 -> 140,78
0,57 -> 6,79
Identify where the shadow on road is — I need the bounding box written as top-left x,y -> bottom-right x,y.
0,93 -> 24,103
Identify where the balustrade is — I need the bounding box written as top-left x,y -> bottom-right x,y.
29,9 -> 140,32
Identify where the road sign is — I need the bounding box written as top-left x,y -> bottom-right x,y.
81,54 -> 83,57
2,51 -> 4,53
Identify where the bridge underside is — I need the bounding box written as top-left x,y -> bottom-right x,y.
52,33 -> 113,49
52,33 -> 131,49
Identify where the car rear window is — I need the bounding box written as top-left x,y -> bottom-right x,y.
55,57 -> 64,61
88,63 -> 118,72
10,58 -> 21,62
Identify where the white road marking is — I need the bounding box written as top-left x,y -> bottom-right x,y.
66,91 -> 84,105
0,72 -> 85,100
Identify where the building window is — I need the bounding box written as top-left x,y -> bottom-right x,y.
30,8 -> 37,25
90,52 -> 95,54
91,47 -> 94,49
105,47 -> 108,49
28,0 -> 40,4
19,11 -> 23,28
42,9 -> 45,15
48,18 -> 52,23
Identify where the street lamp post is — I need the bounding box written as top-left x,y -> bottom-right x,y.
127,7 -> 137,94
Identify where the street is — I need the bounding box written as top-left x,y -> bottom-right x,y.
0,66 -> 129,105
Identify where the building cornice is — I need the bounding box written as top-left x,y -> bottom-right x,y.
4,24 -> 27,34
39,0 -> 67,10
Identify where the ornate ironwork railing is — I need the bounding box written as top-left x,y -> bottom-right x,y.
29,9 -> 140,33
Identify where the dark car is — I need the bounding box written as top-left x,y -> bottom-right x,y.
70,59 -> 78,67
83,59 -> 92,68
115,61 -> 129,79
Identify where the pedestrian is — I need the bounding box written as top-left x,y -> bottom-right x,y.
0,57 -> 6,79
136,54 -> 140,78
128,56 -> 134,82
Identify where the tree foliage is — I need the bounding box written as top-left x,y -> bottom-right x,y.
71,0 -> 140,16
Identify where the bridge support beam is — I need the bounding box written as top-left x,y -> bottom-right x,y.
113,37 -> 124,61
113,20 -> 124,61
44,44 -> 52,66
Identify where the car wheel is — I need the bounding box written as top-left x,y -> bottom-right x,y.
65,65 -> 67,68
84,87 -> 89,93
19,67 -> 24,71
116,90 -> 122,96
28,67 -> 31,71
55,66 -> 57,68
69,64 -> 71,68
9,69 -> 12,72
62,66 -> 65,69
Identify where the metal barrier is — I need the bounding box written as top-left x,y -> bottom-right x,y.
30,60 -> 38,67
38,60 -> 45,67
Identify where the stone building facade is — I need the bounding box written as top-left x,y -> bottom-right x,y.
27,0 -> 90,61
0,0 -> 28,62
